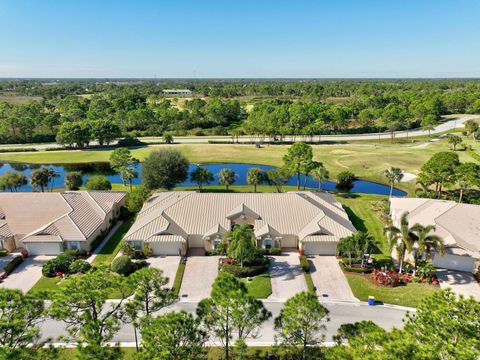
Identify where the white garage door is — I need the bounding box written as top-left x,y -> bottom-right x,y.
303,242 -> 337,255
26,242 -> 62,256
150,242 -> 183,256
433,254 -> 475,273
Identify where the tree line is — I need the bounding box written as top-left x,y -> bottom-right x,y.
1,79 -> 480,144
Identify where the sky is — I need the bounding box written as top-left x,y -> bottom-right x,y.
0,0 -> 479,78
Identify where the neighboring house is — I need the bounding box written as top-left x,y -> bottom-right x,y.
0,191 -> 126,255
124,191 -> 356,256
162,89 -> 192,96
390,198 -> 480,273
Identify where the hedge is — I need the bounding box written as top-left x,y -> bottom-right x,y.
339,260 -> 372,274
42,251 -> 78,277
221,262 -> 269,278
0,250 -> 8,256
299,255 -> 310,273
0,147 -> 37,153
259,248 -> 282,256
4,255 -> 24,274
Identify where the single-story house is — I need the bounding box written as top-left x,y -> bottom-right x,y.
390,198 -> 480,273
123,191 -> 356,256
0,191 -> 126,255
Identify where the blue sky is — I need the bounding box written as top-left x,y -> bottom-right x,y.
0,0 -> 479,78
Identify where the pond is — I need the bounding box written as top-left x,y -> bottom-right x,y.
0,162 -> 407,196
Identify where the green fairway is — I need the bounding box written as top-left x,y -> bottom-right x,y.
1,137 -> 474,190
345,273 -> 440,308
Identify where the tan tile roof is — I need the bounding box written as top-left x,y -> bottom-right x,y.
390,198 -> 480,254
125,191 -> 356,244
0,191 -> 126,243
203,224 -> 228,238
146,235 -> 186,243
302,235 -> 339,243
22,234 -> 62,243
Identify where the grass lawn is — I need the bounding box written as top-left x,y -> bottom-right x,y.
172,261 -> 186,297
29,276 -> 61,295
92,219 -> 134,266
345,273 -> 440,308
240,272 -> 272,299
304,270 -> 315,293
335,193 -> 390,254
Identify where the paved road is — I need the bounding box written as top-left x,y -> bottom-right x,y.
0,115 -> 476,151
39,300 -> 411,346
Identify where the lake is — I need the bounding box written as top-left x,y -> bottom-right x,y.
0,162 -> 407,196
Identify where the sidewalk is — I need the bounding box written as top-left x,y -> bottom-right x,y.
87,221 -> 123,264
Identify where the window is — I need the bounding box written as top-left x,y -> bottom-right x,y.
67,241 -> 80,251
133,241 -> 143,251
213,237 -> 222,249
263,238 -> 273,249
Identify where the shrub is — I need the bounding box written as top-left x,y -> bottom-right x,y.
260,248 -> 282,256
372,254 -> 394,269
416,261 -> 436,278
111,255 -> 132,275
117,136 -> 145,147
132,259 -> 149,271
4,255 -> 23,274
126,186 -> 150,213
121,242 -> 135,257
221,262 -> 269,278
0,249 -> 8,256
299,255 -> 310,273
339,261 -> 373,274
142,243 -> 153,258
68,259 -> 91,274
85,176 -> 112,191
336,170 -> 356,191
42,251 -> 77,277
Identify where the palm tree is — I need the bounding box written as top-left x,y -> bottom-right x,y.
121,167 -> 139,192
47,168 -> 60,192
217,168 -> 236,191
310,165 -> 329,191
356,232 -> 377,268
383,167 -> 404,198
337,235 -> 357,267
411,223 -> 445,262
385,212 -> 416,273
247,168 -> 264,193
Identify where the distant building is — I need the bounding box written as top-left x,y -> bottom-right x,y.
162,89 -> 192,96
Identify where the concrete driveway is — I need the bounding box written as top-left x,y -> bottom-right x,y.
147,256 -> 180,288
310,256 -> 358,302
0,255 -> 53,293
179,254 -> 219,301
436,270 -> 480,300
268,251 -> 307,300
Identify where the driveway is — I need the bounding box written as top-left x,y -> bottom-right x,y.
268,251 -> 307,300
179,254 -> 219,301
147,256 -> 180,288
0,255 -> 53,293
436,270 -> 480,301
310,256 -> 358,302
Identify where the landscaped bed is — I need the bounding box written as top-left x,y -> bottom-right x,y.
345,273 -> 440,308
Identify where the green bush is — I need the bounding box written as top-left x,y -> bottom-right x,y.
111,255 -> 132,275
372,255 -> 394,269
339,261 -> 372,274
85,176 -> 112,191
0,249 -> 8,256
299,255 -> 310,273
4,255 -> 23,274
259,248 -> 282,256
132,259 -> 149,271
221,262 -> 269,278
69,259 -> 91,274
42,251 -> 78,277
142,243 -> 153,258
